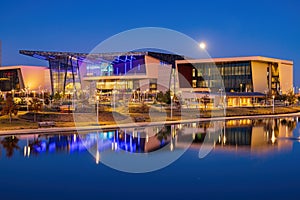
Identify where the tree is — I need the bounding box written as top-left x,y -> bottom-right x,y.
201,95 -> 210,111
156,90 -> 172,104
157,126 -> 171,143
0,94 -> 4,113
1,93 -> 19,123
286,90 -> 297,105
29,97 -> 43,122
0,94 -> 4,103
53,92 -> 62,101
156,91 -> 164,103
1,136 -> 20,158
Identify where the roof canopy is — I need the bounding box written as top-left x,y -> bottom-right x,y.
19,50 -> 184,65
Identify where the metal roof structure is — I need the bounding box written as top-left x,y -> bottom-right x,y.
19,50 -> 185,65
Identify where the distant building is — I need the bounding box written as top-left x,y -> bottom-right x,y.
15,50 -> 294,107
20,50 -> 183,96
0,65 -> 51,92
176,56 -> 293,95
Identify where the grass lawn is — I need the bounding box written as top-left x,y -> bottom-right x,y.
0,117 -> 38,130
0,106 -> 300,131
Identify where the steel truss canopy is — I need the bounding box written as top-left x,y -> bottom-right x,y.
19,50 -> 185,65
19,50 -> 185,96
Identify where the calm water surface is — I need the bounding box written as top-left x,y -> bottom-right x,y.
1,117 -> 300,200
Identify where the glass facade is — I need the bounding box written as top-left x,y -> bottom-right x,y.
178,61 -> 252,92
216,61 -> 252,92
0,69 -> 21,91
49,58 -> 81,95
85,55 -> 147,92
84,55 -> 146,77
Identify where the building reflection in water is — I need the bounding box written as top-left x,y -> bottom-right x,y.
207,118 -> 298,154
0,117 -> 298,159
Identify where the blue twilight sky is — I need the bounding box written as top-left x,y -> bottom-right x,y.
0,0 -> 300,86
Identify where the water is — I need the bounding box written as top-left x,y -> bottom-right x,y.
1,117 -> 300,199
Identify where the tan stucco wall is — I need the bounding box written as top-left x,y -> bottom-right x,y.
251,126 -> 266,148
145,55 -> 159,79
251,61 -> 269,93
279,63 -> 293,93
145,55 -> 172,92
20,66 -> 51,91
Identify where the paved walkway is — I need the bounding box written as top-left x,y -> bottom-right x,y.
1,112 -> 300,136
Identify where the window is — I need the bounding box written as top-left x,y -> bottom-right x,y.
192,80 -> 196,88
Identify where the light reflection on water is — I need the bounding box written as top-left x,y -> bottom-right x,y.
1,117 -> 300,199
0,117 -> 299,159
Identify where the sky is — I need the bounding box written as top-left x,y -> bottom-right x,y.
1,0 -> 300,86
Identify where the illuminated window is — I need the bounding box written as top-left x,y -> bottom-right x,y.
192,80 -> 196,88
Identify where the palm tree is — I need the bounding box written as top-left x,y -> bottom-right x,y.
1,93 -> 19,123
29,97 -> 43,122
157,126 -> 171,143
0,136 -> 20,158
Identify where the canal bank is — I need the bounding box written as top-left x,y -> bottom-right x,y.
1,112 -> 300,136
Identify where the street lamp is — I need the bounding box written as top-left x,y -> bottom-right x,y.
11,89 -> 15,98
132,89 -> 136,101
25,87 -> 29,112
219,88 -> 223,105
112,89 -> 116,111
272,95 -> 275,114
170,93 -> 174,120
96,95 -> 99,124
42,90 -> 45,106
72,89 -> 76,110
146,89 -> 149,100
219,88 -> 226,116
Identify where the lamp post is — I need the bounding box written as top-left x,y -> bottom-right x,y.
96,95 -> 99,124
11,89 -> 15,98
170,93 -> 174,120
272,95 -> 275,114
72,89 -> 76,110
219,88 -> 223,105
264,89 -> 268,106
42,90 -> 45,106
219,88 -> 226,116
132,89 -> 135,101
25,87 -> 29,112
146,89 -> 149,100
112,89 -> 116,111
